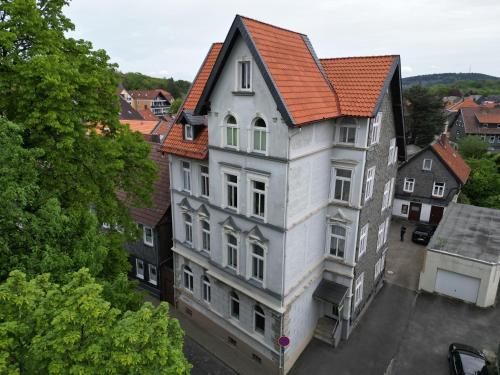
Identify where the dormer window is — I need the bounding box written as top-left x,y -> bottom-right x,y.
184,124 -> 193,141
237,60 -> 251,91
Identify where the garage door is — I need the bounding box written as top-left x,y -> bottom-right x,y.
435,269 -> 480,304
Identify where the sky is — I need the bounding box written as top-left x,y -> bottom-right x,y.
64,0 -> 500,81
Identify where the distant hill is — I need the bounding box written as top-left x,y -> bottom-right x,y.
117,72 -> 191,99
402,73 -> 499,87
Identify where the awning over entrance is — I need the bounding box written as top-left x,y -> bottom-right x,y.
313,279 -> 349,309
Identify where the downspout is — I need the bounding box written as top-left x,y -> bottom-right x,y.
167,154 -> 178,308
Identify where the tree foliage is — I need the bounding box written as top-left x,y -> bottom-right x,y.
0,269 -> 191,375
457,135 -> 489,159
403,85 -> 446,147
462,156 -> 500,209
428,79 -> 500,97
118,72 -> 191,99
169,98 -> 183,115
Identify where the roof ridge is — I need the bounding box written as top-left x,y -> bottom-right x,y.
320,54 -> 399,61
238,15 -> 307,36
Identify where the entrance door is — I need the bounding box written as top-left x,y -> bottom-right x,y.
408,202 -> 422,221
160,264 -> 175,304
429,206 -> 444,225
435,269 -> 480,304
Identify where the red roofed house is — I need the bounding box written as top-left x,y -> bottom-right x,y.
129,89 -> 174,117
162,15 -> 406,374
393,134 -> 470,224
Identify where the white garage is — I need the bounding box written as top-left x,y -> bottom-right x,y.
419,203 -> 500,308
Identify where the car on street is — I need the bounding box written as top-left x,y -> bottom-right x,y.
448,343 -> 489,375
411,224 -> 436,245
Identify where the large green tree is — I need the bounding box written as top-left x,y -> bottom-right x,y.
0,0 -> 157,306
403,85 -> 446,147
457,135 -> 488,159
462,157 -> 500,209
0,268 -> 191,374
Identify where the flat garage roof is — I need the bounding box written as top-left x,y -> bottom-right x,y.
428,202 -> 500,263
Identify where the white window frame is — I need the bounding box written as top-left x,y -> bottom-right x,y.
401,204 -> 409,215
328,223 -> 347,259
102,222 -> 111,229
143,225 -> 154,247
254,305 -> 265,335
365,166 -> 376,202
250,243 -> 265,283
135,259 -> 144,279
338,125 -> 357,144
422,158 -> 432,171
236,59 -> 252,92
381,180 -> 391,211
148,264 -> 157,285
222,170 -> 240,211
202,276 -> 211,303
182,161 -> 191,192
184,213 -> 193,246
374,254 -> 386,280
200,165 -> 210,198
230,292 -> 240,320
184,124 -> 193,141
384,216 -> 391,244
252,118 -> 267,154
432,182 -> 445,198
331,167 -> 353,203
389,178 -> 395,207
354,273 -> 364,308
358,224 -> 369,259
403,177 -> 415,193
225,115 -> 239,149
200,218 -> 210,253
183,266 -> 193,292
225,232 -> 239,272
248,176 -> 268,220
377,222 -> 385,250
370,112 -> 382,145
388,138 -> 396,165
489,136 -> 496,144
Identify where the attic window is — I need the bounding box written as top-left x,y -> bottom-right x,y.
237,60 -> 252,91
184,124 -> 193,141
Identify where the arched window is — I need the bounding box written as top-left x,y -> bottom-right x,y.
184,213 -> 193,245
226,115 -> 238,148
254,305 -> 265,334
201,219 -> 210,252
230,291 -> 240,319
183,265 -> 193,292
329,224 -> 346,258
226,233 -> 238,271
202,276 -> 211,303
253,118 -> 267,153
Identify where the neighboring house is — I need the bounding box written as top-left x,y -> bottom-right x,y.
129,89 -> 174,117
162,15 -> 405,374
119,97 -> 143,120
419,202 -> 500,307
118,84 -> 133,104
449,107 -> 500,152
393,135 -> 470,224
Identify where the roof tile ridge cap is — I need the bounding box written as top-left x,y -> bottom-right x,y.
238,14 -> 307,36
320,54 -> 399,61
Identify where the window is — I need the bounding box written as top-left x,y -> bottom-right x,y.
384,216 -> 391,244
339,126 -> 356,144
184,124 -> 193,140
374,254 -> 386,280
200,165 -> 209,198
201,219 -> 210,252
403,178 -> 415,193
238,60 -> 251,91
226,234 -> 238,271
254,305 -> 265,335
401,204 -> 409,215
251,180 -> 266,219
432,182 -> 445,198
377,222 -> 385,250
388,138 -> 397,165
202,276 -> 211,303
148,264 -> 157,285
102,222 -> 111,229
143,226 -> 153,246
136,259 -> 144,279
225,173 -> 238,210
182,161 -> 191,192
333,168 -> 352,202
183,266 -> 193,292
365,167 -> 376,202
381,180 -> 391,211
358,224 -> 369,259
329,224 -> 346,258
253,118 -> 267,153
489,136 -> 496,144
422,159 -> 432,171
354,273 -> 364,307
225,115 -> 238,148
251,244 -> 265,282
370,112 -> 382,145
184,213 -> 193,245
230,292 -> 240,319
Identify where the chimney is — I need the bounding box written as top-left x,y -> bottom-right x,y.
439,133 -> 448,148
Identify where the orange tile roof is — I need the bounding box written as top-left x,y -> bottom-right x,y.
162,123 -> 208,160
320,56 -> 398,117
241,16 -> 341,125
119,119 -> 159,135
129,89 -> 173,102
432,136 -> 470,184
447,96 -> 485,111
183,43 -> 223,111
475,111 -> 500,124
138,108 -> 158,121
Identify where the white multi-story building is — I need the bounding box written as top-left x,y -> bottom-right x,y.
162,16 -> 406,374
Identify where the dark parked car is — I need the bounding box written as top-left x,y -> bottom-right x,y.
448,343 -> 489,375
411,224 -> 436,245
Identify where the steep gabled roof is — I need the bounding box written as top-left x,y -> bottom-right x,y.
431,136 -> 470,184
119,119 -> 160,134
462,108 -> 500,135
320,56 -> 399,117
119,97 -> 143,120
138,108 -> 158,121
129,89 -> 173,103
195,15 -> 341,126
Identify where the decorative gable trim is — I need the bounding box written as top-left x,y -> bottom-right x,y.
245,225 -> 268,243
219,216 -> 241,232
